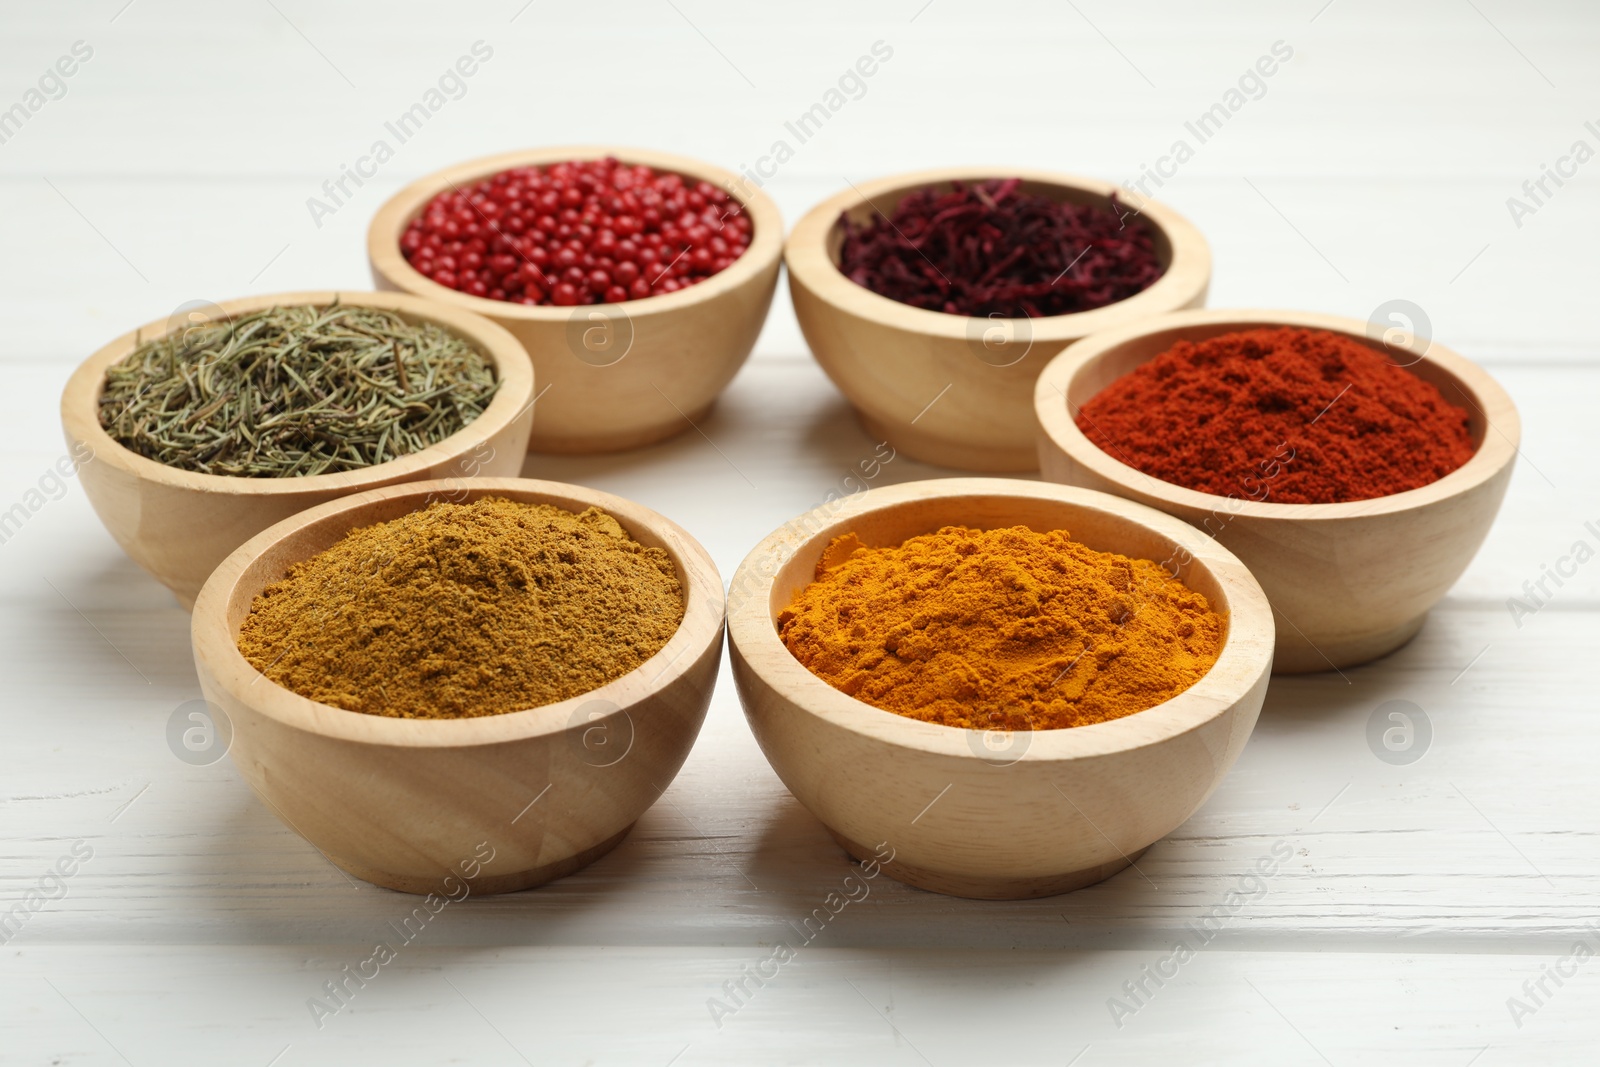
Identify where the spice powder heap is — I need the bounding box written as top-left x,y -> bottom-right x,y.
779,526 -> 1223,731
1076,326 -> 1476,504
238,497 -> 684,719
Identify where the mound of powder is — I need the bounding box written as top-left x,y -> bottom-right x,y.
779,525 -> 1223,731
237,497 -> 684,719
1075,326 -> 1476,504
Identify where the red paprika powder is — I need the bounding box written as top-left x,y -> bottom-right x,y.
1075,327 -> 1476,504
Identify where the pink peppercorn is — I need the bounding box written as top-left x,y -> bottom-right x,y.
401,157 -> 753,306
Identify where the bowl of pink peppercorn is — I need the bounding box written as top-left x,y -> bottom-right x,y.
369,147 -> 784,454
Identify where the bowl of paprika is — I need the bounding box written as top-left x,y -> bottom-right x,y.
784,168 -> 1211,473
727,478 -> 1274,900
1034,308 -> 1520,673
368,146 -> 784,455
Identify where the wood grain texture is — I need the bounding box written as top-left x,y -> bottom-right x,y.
9,945 -> 1598,1066
58,290 -> 534,608
368,146 -> 784,453
190,478 -> 725,894
785,167 -> 1210,471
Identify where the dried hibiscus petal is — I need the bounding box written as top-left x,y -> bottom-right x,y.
837,178 -> 1165,318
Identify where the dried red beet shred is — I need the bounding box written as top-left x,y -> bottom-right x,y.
837,178 -> 1165,319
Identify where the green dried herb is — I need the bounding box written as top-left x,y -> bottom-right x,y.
98,303 -> 500,477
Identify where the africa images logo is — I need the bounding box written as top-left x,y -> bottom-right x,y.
166,700 -> 232,766
1366,699 -> 1431,766
566,304 -> 634,367
965,709 -> 1032,767
965,311 -> 1033,368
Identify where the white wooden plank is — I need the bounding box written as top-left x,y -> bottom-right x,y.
3,945 -> 1595,1065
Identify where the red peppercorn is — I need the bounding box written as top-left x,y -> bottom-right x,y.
401,158 -> 753,306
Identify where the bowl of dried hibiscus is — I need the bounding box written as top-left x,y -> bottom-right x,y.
785,167 -> 1211,473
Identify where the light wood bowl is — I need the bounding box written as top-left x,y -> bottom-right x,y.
190,477 -> 724,895
785,168 -> 1211,472
726,478 -> 1273,900
368,146 -> 783,454
60,291 -> 534,610
1034,308 -> 1520,673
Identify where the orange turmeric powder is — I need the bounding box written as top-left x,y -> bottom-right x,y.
778,525 -> 1224,730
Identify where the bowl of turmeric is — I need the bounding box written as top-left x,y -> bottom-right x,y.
1034,308 -> 1520,672
726,477 -> 1273,900
190,477 -> 724,895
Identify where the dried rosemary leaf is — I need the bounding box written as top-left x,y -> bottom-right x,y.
98,303 -> 500,477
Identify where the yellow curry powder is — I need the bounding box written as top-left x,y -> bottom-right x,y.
778,525 -> 1223,730
237,497 -> 684,719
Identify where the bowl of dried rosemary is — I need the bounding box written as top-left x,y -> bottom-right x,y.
60,291 -> 535,608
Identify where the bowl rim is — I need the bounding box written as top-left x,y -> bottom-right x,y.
1034,307 -> 1523,520
783,166 -> 1212,342
367,144 -> 785,320
727,477 -> 1273,762
60,290 -> 535,496
191,477 -> 725,748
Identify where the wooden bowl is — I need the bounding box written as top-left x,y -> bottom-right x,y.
726,478 -> 1273,900
784,168 -> 1211,472
190,477 -> 724,895
60,291 -> 534,610
1034,308 -> 1520,673
368,146 -> 784,454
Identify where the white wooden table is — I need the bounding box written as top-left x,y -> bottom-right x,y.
4,2 -> 1598,1063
